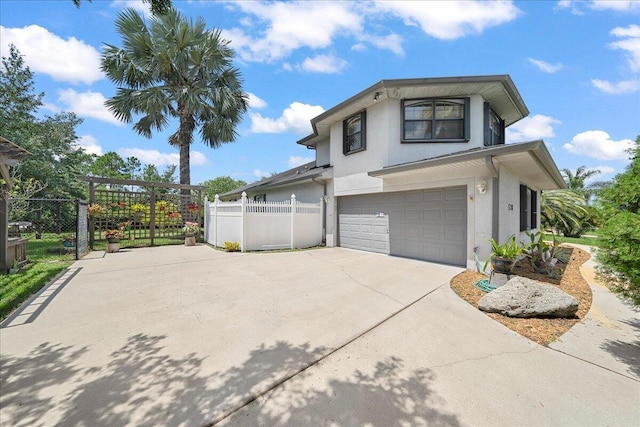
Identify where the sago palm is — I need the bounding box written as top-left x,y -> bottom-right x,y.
101,8 -> 247,192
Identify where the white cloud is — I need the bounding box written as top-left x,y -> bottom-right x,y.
41,102 -> 62,114
118,148 -> 208,166
611,24 -> 640,38
110,0 -> 152,16
247,92 -> 268,109
358,33 -> 404,56
250,102 -> 325,135
351,43 -> 367,52
506,114 -> 561,143
587,165 -> 616,181
223,2 -> 363,63
288,155 -> 314,168
0,25 -> 102,85
373,1 -> 521,40
563,130 -> 634,161
590,0 -> 640,12
609,24 -> 640,72
75,134 -> 103,156
591,79 -> 640,94
57,89 -> 123,125
557,0 -> 640,13
299,54 -> 348,74
527,58 -> 564,73
555,1 -> 584,15
254,169 -> 271,178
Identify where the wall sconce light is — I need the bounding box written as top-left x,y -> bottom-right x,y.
323,195 -> 330,204
476,180 -> 487,194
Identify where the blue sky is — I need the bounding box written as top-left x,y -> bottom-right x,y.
1,0 -> 639,186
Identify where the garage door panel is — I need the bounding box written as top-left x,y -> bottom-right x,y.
445,208 -> 466,221
338,187 -> 466,266
445,188 -> 466,200
423,191 -> 443,202
338,208 -> 389,254
423,209 -> 442,221
405,191 -> 423,202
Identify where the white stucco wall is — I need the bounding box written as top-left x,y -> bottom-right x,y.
497,165 -> 541,245
315,138 -> 330,166
247,182 -> 324,204
385,95 -> 486,167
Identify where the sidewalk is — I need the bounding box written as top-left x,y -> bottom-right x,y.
549,244 -> 640,381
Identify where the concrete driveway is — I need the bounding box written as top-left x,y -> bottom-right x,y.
1,245 -> 638,426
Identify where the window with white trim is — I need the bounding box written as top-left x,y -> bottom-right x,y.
402,98 -> 470,142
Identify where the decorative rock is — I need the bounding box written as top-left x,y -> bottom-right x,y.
478,276 -> 578,318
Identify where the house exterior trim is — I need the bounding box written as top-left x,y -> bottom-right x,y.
368,140 -> 565,190
297,75 -> 529,148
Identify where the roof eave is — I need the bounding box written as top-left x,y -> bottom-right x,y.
369,140 -> 565,190
296,75 -> 529,145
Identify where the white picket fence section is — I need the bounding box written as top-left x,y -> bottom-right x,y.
204,192 -> 324,251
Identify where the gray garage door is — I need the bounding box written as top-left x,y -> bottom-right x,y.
338,187 -> 467,266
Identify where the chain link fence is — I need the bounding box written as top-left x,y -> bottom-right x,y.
8,198 -> 90,260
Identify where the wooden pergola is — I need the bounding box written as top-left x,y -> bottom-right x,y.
1,135 -> 32,273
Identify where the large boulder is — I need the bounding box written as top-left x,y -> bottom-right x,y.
478,276 -> 579,318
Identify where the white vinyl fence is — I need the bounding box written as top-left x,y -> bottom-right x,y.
205,193 -> 324,251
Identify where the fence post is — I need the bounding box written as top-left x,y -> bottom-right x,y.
291,194 -> 296,250
204,196 -> 209,245
149,186 -> 156,246
88,181 -> 94,249
241,192 -> 247,252
320,196 -> 325,246
213,194 -> 219,248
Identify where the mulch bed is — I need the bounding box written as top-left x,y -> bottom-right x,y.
450,246 -> 592,346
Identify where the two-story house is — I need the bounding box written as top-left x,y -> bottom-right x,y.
222,75 -> 565,269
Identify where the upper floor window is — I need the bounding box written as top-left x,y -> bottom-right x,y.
402,98 -> 470,142
484,103 -> 505,146
343,111 -> 366,155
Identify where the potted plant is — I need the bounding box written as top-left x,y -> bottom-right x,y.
485,235 -> 523,274
183,221 -> 199,246
87,203 -> 105,217
62,234 -> 76,248
104,228 -> 124,243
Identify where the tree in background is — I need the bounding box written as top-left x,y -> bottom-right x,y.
91,152 -> 177,185
0,45 -> 92,200
597,135 -> 640,305
142,164 -> 177,184
201,176 -> 246,201
72,0 -> 172,16
101,8 -> 248,194
549,165 -> 605,237
540,189 -> 590,236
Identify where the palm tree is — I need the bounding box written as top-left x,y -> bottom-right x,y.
101,8 -> 247,193
540,189 -> 590,236
562,166 -> 605,200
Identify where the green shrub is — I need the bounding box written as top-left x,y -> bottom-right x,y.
223,241 -> 240,252
597,135 -> 640,305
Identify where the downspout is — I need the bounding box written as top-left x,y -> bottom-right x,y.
312,178 -> 327,245
485,155 -> 499,242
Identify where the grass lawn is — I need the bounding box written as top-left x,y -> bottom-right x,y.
0,235 -> 74,320
542,232 -> 600,247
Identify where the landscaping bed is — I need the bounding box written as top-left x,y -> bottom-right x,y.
450,246 -> 592,346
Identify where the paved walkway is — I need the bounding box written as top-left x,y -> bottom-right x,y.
1,245 -> 638,426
